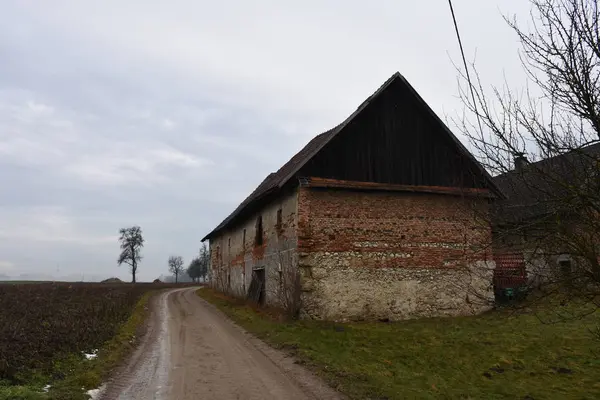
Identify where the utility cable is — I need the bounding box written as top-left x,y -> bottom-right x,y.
447,0 -> 484,136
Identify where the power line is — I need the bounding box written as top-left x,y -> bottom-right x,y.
447,0 -> 484,135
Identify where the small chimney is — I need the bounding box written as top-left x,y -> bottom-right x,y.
514,152 -> 528,172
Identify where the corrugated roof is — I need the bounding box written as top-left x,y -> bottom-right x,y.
202,72 -> 502,241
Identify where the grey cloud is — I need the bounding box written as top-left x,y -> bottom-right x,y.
0,0 -> 530,281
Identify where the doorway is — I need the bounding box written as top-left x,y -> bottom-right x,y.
247,267 -> 266,306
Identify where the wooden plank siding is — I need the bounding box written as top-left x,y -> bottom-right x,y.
299,79 -> 486,190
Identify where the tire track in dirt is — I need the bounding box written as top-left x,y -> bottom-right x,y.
100,289 -> 174,400
104,287 -> 344,400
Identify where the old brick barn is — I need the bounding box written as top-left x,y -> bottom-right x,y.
202,72 -> 503,321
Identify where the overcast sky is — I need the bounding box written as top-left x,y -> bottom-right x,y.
0,1 -> 530,281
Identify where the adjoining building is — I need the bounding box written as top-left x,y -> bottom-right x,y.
491,143 -> 600,293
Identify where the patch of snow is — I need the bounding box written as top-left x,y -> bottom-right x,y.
83,349 -> 98,360
86,384 -> 106,400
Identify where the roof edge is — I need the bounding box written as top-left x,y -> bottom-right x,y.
201,186 -> 279,241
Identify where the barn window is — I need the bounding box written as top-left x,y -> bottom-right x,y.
243,229 -> 246,248
255,215 -> 263,246
559,259 -> 572,276
276,208 -> 283,232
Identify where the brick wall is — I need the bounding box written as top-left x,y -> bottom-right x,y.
297,187 -> 494,321
209,188 -> 299,306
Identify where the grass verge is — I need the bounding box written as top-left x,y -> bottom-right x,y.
0,291 -> 155,400
197,287 -> 600,400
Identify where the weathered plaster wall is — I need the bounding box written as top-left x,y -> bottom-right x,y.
492,225 -> 574,287
297,187 -> 494,321
209,188 -> 298,306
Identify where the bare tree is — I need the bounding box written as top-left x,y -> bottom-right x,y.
186,257 -> 201,283
187,245 -> 209,284
210,244 -> 233,293
117,226 -> 144,283
199,242 -> 210,282
453,0 -> 600,302
168,255 -> 185,283
257,240 -> 302,319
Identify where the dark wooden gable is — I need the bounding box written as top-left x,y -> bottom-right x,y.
203,72 -> 502,241
298,78 -> 486,189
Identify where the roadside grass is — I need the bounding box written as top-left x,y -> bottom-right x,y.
0,290 -> 154,400
197,287 -> 600,400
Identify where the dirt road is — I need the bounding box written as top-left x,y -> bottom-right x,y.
102,287 -> 342,400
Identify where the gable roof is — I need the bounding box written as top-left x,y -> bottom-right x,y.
492,142 -> 600,224
202,72 -> 502,241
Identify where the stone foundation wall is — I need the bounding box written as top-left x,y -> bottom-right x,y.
297,187 -> 494,321
300,262 -> 493,320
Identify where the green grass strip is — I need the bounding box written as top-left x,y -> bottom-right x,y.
197,287 -> 600,400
